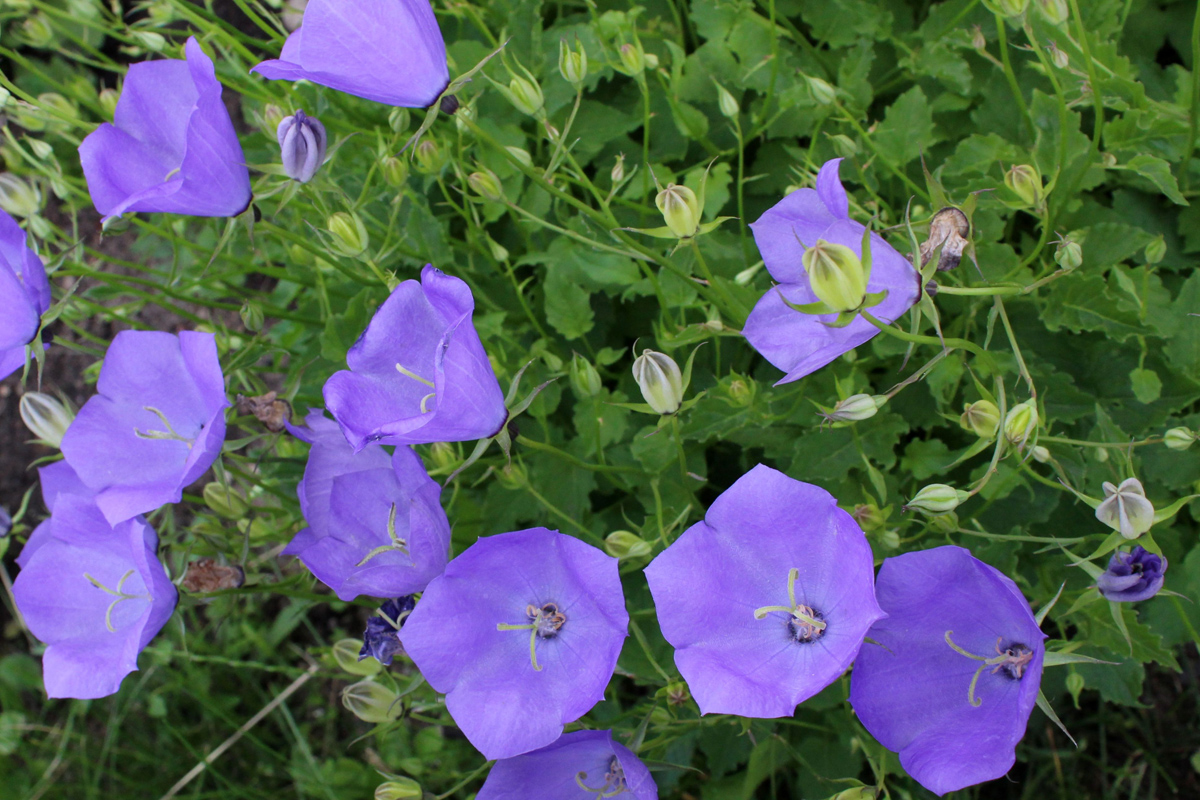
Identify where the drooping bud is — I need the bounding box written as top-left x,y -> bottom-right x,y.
202,482 -> 250,519
333,638 -> 382,676
830,134 -> 859,158
504,75 -> 544,116
0,173 -> 42,217
495,461 -> 528,490
19,392 -> 74,447
604,530 -> 652,560
374,779 -> 422,800
714,81 -> 739,119
1034,0 -> 1069,24
1095,477 -> 1155,540
341,680 -> 401,723
1005,164 -> 1044,209
821,394 -> 885,426
486,235 -> 509,262
468,169 -> 504,202
21,14 -> 54,48
632,349 -> 684,415
904,484 -> 969,516
388,107 -> 411,133
1048,42 -> 1069,69
655,183 -> 702,239
971,25 -> 987,51
879,528 -> 901,549
806,75 -> 837,105
919,207 -> 970,271
380,156 -> 409,188
618,42 -> 645,74
1031,445 -> 1051,463
1165,427 -> 1196,451
569,353 -> 602,398
959,400 -> 1000,439
802,239 -> 868,313
240,299 -> 264,332
1055,236 -> 1082,269
611,154 -> 626,185
326,211 -> 369,257
505,146 -> 533,167
1144,236 -> 1166,264
826,786 -> 876,800
1003,400 -> 1039,450
414,139 -> 445,174
558,39 -> 588,86
428,441 -> 458,472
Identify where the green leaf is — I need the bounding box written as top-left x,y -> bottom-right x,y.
872,87 -> 936,167
1128,367 -> 1162,404
543,266 -> 593,339
1122,154 -> 1189,205
319,288 -> 377,363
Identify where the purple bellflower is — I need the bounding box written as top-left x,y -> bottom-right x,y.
60,330 -> 229,525
79,38 -> 252,221
477,730 -> 658,800
359,595 -> 417,666
284,410 -> 450,601
744,158 -> 920,384
400,528 -> 628,760
17,461 -> 95,570
277,110 -> 327,183
13,495 -> 177,699
0,208 -> 50,380
848,546 -> 1046,796
251,0 -> 450,109
323,265 -> 507,450
1097,546 -> 1166,602
644,464 -> 885,718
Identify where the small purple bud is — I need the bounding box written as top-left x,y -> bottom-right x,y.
1097,546 -> 1166,603
277,109 -> 327,183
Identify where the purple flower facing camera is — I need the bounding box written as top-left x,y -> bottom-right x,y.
1097,546 -> 1166,603
79,38 -> 252,221
849,546 -> 1046,796
60,330 -> 229,525
0,209 -> 50,381
476,730 -> 658,800
400,528 -> 628,760
644,464 -> 885,718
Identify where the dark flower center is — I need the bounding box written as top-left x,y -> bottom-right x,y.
575,756 -> 627,796
787,606 -> 827,644
528,602 -> 567,638
994,642 -> 1034,680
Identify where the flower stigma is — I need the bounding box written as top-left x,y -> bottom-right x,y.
496,602 -> 567,672
355,503 -> 410,566
944,631 -> 1035,707
575,756 -> 628,797
85,569 -> 151,633
753,567 -> 828,643
394,364 -> 437,414
134,406 -> 195,449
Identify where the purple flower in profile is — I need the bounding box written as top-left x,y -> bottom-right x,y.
277,110 -> 327,183
359,595 -> 417,666
0,208 -> 50,380
79,37 -> 251,221
284,410 -> 450,601
848,546 -> 1046,796
400,528 -> 628,759
12,495 -> 177,699
323,265 -> 507,450
644,464 -> 885,718
60,330 -> 228,525
477,730 -> 657,800
251,0 -> 450,109
16,461 -> 95,570
744,158 -> 920,384
1097,546 -> 1166,602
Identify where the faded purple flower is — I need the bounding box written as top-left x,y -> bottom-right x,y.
251,0 -> 450,109
1097,546 -> 1166,603
644,464 -> 885,718
0,208 -> 50,381
323,265 -> 507,450
359,595 -> 417,665
79,37 -> 252,221
477,730 -> 658,800
60,330 -> 229,525
744,158 -> 920,384
849,546 -> 1046,796
400,528 -> 628,759
277,110 -> 327,183
12,495 -> 177,699
284,410 -> 449,601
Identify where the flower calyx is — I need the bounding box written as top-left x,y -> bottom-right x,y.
777,225 -> 889,328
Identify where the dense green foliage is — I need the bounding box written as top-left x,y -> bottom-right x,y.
2,0 -> 1200,797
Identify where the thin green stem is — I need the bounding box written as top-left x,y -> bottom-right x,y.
1184,0 -> 1200,191
860,309 -> 987,358
995,13 -> 1035,140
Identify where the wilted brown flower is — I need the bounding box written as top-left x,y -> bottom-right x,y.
919,207 -> 970,271
235,391 -> 292,433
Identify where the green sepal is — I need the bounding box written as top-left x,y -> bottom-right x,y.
1059,479 -> 1102,510
776,288 -> 834,316
1109,599 -> 1133,655
861,289 -> 889,309
402,40 -> 508,154
1152,494 -> 1200,524
822,309 -> 860,329
1042,650 -> 1119,668
859,222 -> 874,285
1034,582 -> 1066,626
696,216 -> 736,236
1036,690 -> 1077,747
1083,529 -> 1125,561
620,225 -> 679,239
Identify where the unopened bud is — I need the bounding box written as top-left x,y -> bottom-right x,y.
725,375 -> 755,407
333,638 -> 382,676
1031,445 -> 1051,463
879,529 -> 901,549
960,400 -> 1000,439
98,87 -> 120,119
1034,0 -> 1068,25
619,42 -> 645,74
971,25 -> 987,51
496,462 -> 527,490
806,75 -> 837,105
505,146 -> 533,167
468,169 -> 504,202
19,392 -> 73,447
428,441 -> 458,472
27,139 -> 52,161
134,31 -> 167,52
0,173 -> 42,218
414,139 -> 444,174
1003,400 -> 1039,450
611,154 -> 626,185
276,110 -> 326,183
1095,477 -> 1155,540
203,482 -> 250,519
1055,237 -> 1082,269
569,353 -> 602,398
826,786 -> 875,800
375,778 -> 422,800
388,107 -> 411,133
22,14 -> 53,47
240,300 -> 264,332
821,394 -> 885,425
326,211 -> 369,257
486,235 -> 509,262
604,530 -> 652,560
715,81 -> 739,119
1145,236 -> 1166,264
632,349 -> 684,415
993,0 -> 1030,17
734,264 -> 762,285
381,156 -> 409,188
830,134 -> 859,158
559,39 -> 588,86
852,504 -> 887,532
803,239 -> 867,312
905,484 -> 969,516
1065,671 -> 1084,704
505,75 -> 544,116
341,679 -> 401,723
1165,427 -> 1196,451
655,183 -> 702,239
929,511 -> 959,533
1005,164 -> 1044,209
1048,43 -> 1069,69
643,52 -> 659,69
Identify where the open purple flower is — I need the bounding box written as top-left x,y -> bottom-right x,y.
251,0 -> 450,109
16,461 -> 95,570
323,265 -> 507,450
1097,546 -> 1166,602
359,595 -> 417,666
848,546 -> 1046,796
60,330 -> 228,525
477,730 -> 657,800
400,528 -> 628,759
744,158 -> 920,384
12,495 -> 177,699
644,464 -> 884,718
0,209 -> 50,380
284,410 -> 450,600
79,37 -> 251,221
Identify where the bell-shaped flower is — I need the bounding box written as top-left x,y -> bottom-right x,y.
848,546 -> 1046,796
323,265 -> 507,450
283,411 -> 450,601
277,109 -> 327,183
476,730 -> 657,800
251,0 -> 450,109
12,495 -> 177,699
59,330 -> 229,525
632,349 -> 683,415
1097,546 -> 1166,602
359,595 -> 417,665
1095,478 -> 1155,540
744,158 -> 920,384
400,528 -> 628,759
0,208 -> 50,380
643,464 -> 885,718
16,461 -> 95,570
78,38 -> 252,221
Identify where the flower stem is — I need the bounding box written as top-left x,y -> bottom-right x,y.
860,309 -> 987,358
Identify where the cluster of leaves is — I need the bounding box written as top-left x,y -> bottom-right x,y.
1,0 -> 1199,797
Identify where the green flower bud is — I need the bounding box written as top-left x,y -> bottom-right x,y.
1165,427 -> 1196,451
991,0 -> 1030,16
618,42 -> 645,74
1034,0 -> 1068,24
0,173 -> 42,218
972,25 -> 987,51
428,441 -> 458,472
380,156 -> 409,188
929,511 -> 960,533
569,353 -> 603,398
604,530 -> 652,560
333,638 -> 382,676
19,392 -> 74,448
134,31 -> 168,52
486,235 -> 509,262
904,483 -> 969,516
803,239 -> 867,313
821,393 -> 885,425
326,211 -> 369,257
632,349 -> 684,415
734,263 -> 762,286
806,75 -> 837,105
1031,445 -> 1051,463
203,482 -> 250,519
852,503 -> 887,532
258,103 -> 285,134
468,169 -> 504,202
960,400 -> 1001,439
715,81 -> 739,119
829,134 -> 859,159
505,146 -> 533,168
21,14 -> 54,47
1048,42 -> 1069,69
1055,236 -> 1082,269
1065,671 -> 1084,705
559,39 -> 588,86
1094,446 -> 1110,463
506,75 -> 544,116
1003,400 -> 1039,450
611,154 -> 626,185
655,183 -> 702,239
724,374 -> 756,407
880,529 -> 901,550
1095,477 -> 1155,540
1005,164 -> 1044,209
375,778 -> 422,800
341,680 -> 401,723
27,139 -> 52,161
1145,236 -> 1166,264
414,139 -> 445,174
240,300 -> 264,332
826,785 -> 876,800
496,462 -> 527,490
388,107 -> 411,133
643,52 -> 659,69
